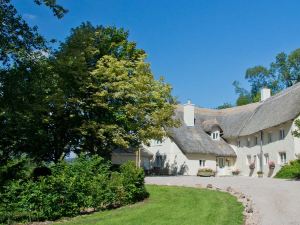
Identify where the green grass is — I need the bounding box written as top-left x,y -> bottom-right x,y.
56,185 -> 244,225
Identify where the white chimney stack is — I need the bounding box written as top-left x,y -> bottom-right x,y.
184,100 -> 195,126
261,88 -> 271,101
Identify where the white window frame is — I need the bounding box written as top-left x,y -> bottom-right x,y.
268,132 -> 272,143
199,159 -> 206,167
211,131 -> 220,140
279,152 -> 287,165
279,129 -> 285,140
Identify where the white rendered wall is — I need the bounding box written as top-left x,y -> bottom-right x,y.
233,121 -> 296,177
144,138 -> 217,175
292,115 -> 300,158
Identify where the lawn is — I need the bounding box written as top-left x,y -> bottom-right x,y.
57,185 -> 244,225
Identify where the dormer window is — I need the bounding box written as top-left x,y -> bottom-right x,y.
211,130 -> 220,140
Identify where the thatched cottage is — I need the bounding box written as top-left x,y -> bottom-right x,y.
143,83 -> 300,177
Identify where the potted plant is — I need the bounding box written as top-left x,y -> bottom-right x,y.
197,168 -> 215,177
232,169 -> 240,176
257,171 -> 263,178
249,162 -> 255,170
268,161 -> 275,170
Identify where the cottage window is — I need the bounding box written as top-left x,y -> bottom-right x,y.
247,138 -> 250,147
279,129 -> 285,140
255,136 -> 258,145
279,152 -> 287,164
199,160 -> 206,167
268,133 -> 272,143
211,131 -> 220,140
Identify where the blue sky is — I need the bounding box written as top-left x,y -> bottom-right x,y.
13,0 -> 300,108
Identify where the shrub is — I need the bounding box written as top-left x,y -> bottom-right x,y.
0,156 -> 148,224
0,156 -> 34,188
232,169 -> 240,175
275,159 -> 300,179
120,161 -> 149,203
249,162 -> 255,170
198,168 -> 214,173
268,161 -> 275,169
197,168 -> 215,177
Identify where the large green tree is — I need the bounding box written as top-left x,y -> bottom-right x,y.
233,48 -> 300,106
1,22 -> 178,163
52,23 -> 178,160
0,0 -> 67,163
271,49 -> 300,88
0,0 -> 66,67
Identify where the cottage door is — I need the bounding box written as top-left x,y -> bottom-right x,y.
217,157 -> 225,176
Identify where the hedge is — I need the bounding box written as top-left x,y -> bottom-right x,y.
275,159 -> 300,179
0,155 -> 148,224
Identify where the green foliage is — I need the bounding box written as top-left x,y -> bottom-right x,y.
34,0 -> 68,19
0,0 -> 66,67
1,22 -> 178,163
233,48 -> 300,106
216,102 -> 233,109
232,81 -> 252,106
58,185 -> 244,225
292,119 -> 300,138
120,161 -> 148,203
275,159 -> 300,179
0,155 -> 148,223
0,0 -> 45,66
49,23 -> 179,160
0,156 -> 34,187
236,95 -> 252,106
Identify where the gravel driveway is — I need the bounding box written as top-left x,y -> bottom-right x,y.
145,176 -> 300,225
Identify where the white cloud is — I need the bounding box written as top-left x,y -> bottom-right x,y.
23,13 -> 37,20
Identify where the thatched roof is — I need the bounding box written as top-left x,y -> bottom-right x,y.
169,82 -> 300,156
167,111 -> 236,157
192,82 -> 300,138
238,83 -> 300,136
177,83 -> 300,138
202,118 -> 222,132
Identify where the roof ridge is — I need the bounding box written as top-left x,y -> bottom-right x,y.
262,82 -> 300,103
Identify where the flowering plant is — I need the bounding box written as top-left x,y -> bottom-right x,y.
199,168 -> 214,172
249,162 -> 255,170
268,161 -> 275,169
232,169 -> 240,175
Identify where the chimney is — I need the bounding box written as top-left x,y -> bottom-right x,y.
261,88 -> 271,101
183,100 -> 195,126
